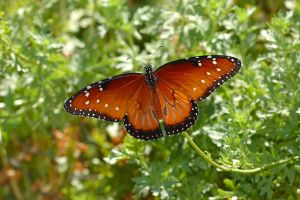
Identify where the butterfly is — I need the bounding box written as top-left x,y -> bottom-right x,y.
64,55 -> 241,140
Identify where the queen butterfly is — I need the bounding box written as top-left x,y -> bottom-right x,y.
64,55 -> 241,140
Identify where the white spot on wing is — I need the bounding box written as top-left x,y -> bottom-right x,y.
193,87 -> 197,92
85,92 -> 90,97
207,55 -> 212,58
85,101 -> 90,105
105,104 -> 108,108
216,68 -> 221,71
201,80 -> 206,83
212,61 -> 217,65
115,106 -> 119,111
96,99 -> 100,103
207,72 -> 211,75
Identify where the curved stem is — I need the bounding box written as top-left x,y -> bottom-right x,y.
183,132 -> 300,173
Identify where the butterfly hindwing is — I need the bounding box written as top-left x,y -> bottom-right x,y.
156,79 -> 199,135
124,83 -> 163,140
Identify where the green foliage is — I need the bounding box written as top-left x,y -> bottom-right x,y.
1,0 -> 300,199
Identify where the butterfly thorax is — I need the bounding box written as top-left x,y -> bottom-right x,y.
144,65 -> 157,87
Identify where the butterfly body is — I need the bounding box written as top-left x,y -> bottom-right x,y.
64,55 -> 241,140
144,65 -> 157,87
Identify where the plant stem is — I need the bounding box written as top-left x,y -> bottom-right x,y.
183,132 -> 300,173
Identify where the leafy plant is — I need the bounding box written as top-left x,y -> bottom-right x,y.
1,0 -> 299,199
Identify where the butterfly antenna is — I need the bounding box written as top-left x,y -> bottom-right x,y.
147,46 -> 164,66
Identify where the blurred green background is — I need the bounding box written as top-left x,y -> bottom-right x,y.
1,0 -> 300,199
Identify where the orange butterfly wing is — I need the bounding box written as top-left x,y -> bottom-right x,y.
64,73 -> 163,140
155,80 -> 199,135
64,73 -> 143,121
156,55 -> 241,101
124,82 -> 163,140
155,55 -> 241,135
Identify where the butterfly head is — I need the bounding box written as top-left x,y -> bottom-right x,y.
144,65 -> 157,87
144,64 -> 153,73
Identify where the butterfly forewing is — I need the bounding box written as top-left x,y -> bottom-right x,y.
64,73 -> 144,121
155,55 -> 241,101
